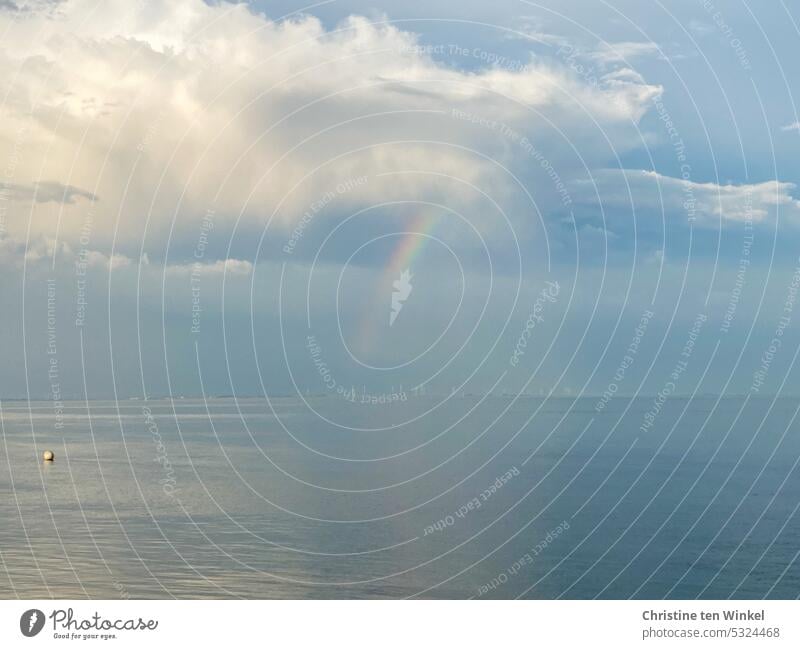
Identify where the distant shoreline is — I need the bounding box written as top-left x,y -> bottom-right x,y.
0,393 -> 794,403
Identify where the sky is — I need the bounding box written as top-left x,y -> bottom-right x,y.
2,0 -> 800,400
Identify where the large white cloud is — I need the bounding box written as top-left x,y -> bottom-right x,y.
0,0 -> 661,269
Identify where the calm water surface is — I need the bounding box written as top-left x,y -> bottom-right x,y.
1,396 -> 799,598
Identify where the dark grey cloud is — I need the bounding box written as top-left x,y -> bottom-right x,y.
0,181 -> 97,204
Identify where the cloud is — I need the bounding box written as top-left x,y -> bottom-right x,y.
0,228 -> 252,278
687,20 -> 716,37
0,0 -> 661,267
20,237 -> 71,265
589,41 -> 663,65
0,181 -> 97,204
572,169 -> 800,226
781,121 -> 800,133
2,233 -> 132,269
86,251 -> 133,270
165,258 -> 253,277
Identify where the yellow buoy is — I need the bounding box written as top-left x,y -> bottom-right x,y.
42,450 -> 55,462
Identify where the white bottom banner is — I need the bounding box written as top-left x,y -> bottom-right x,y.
1,600 -> 797,648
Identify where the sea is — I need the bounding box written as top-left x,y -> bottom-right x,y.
1,395 -> 799,599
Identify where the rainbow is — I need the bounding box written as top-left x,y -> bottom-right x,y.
356,212 -> 439,352
384,212 -> 438,275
